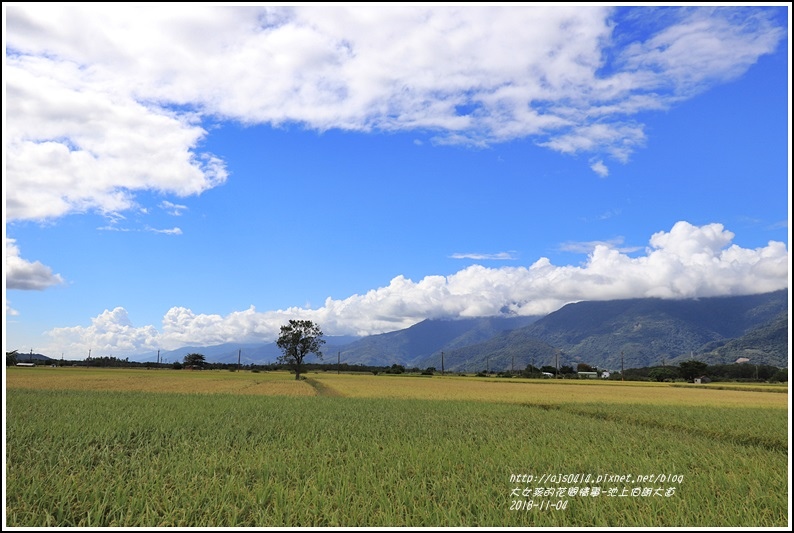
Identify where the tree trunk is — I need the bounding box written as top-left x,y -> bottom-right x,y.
295,370 -> 300,380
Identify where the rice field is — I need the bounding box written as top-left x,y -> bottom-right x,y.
307,372 -> 789,408
5,366 -> 315,396
4,367 -> 790,527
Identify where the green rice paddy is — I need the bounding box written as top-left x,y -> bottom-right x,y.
4,367 -> 789,527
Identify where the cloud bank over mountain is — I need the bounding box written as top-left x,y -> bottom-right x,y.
43,221 -> 789,355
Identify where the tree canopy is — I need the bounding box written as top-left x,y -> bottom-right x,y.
648,366 -> 679,382
678,360 -> 708,382
276,320 -> 325,380
183,353 -> 206,368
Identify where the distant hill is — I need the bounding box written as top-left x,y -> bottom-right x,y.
689,311 -> 789,366
130,317 -> 542,367
441,290 -> 788,371
337,316 -> 541,368
107,290 -> 788,371
132,336 -> 360,365
10,352 -> 54,363
417,329 -> 559,373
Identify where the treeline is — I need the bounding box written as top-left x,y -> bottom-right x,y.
8,352 -> 787,383
489,361 -> 788,383
5,353 -> 424,375
618,362 -> 787,383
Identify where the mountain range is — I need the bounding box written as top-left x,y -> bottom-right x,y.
437,290 -> 789,371
129,289 -> 788,370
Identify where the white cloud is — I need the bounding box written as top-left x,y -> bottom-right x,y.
539,122 -> 646,163
450,252 -> 518,260
590,159 -> 609,178
40,221 -> 789,355
97,225 -> 182,234
5,55 -> 227,222
618,9 -> 784,96
145,227 -> 183,235
46,307 -> 162,355
557,237 -> 639,254
5,5 -> 784,220
596,209 -> 622,221
160,201 -> 188,216
5,238 -> 65,290
97,226 -> 132,232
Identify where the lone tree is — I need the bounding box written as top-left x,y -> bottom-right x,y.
276,320 -> 325,380
183,353 -> 206,368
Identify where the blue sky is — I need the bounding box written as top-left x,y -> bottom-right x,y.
3,5 -> 790,358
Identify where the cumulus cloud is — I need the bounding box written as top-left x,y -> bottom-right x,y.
46,307 -> 162,355
41,221 -> 789,355
5,54 -> 228,222
5,238 -> 65,290
5,4 -> 784,224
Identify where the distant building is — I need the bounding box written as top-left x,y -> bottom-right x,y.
694,376 -> 711,384
541,372 -> 554,378
15,362 -> 35,367
601,371 -> 610,379
577,371 -> 598,379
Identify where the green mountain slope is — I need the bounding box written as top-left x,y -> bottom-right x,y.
443,290 -> 789,371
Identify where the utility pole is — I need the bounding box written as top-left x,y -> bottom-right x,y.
486,355 -> 489,374
337,351 -> 340,375
441,351 -> 445,376
511,354 -> 514,375
621,351 -> 625,381
237,349 -> 241,372
555,352 -> 559,379
157,349 -> 160,365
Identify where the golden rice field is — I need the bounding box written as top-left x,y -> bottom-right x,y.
5,366 -> 315,396
5,366 -> 790,527
307,372 -> 789,408
8,366 -> 786,408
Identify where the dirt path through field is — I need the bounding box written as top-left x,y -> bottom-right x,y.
304,377 -> 345,397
